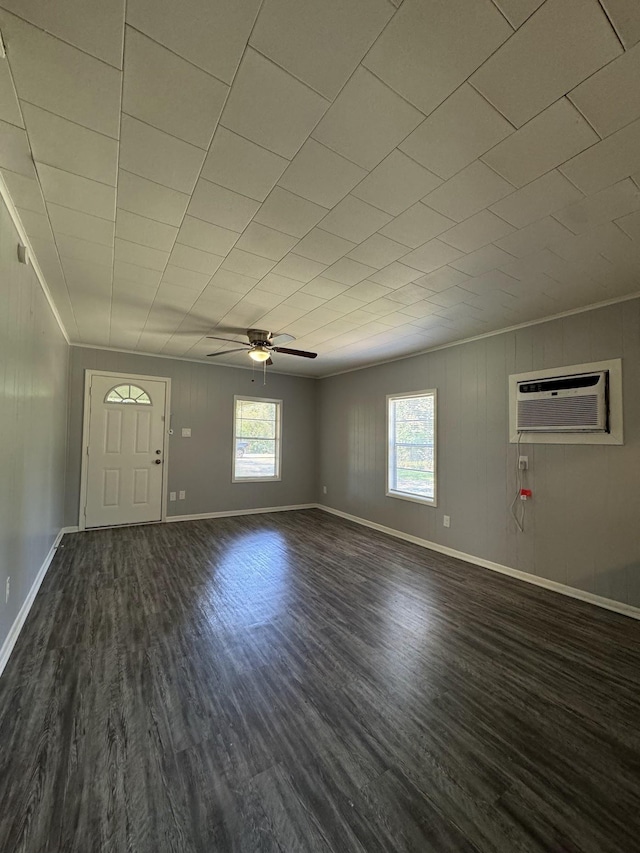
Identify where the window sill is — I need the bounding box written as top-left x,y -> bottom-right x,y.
232,476 -> 282,483
386,490 -> 437,508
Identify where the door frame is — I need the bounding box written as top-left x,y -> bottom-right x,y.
79,369 -> 172,531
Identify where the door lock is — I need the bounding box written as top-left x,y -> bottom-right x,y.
155,459 -> 162,464
155,449 -> 162,454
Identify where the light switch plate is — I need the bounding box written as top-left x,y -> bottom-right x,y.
181,428 -> 191,437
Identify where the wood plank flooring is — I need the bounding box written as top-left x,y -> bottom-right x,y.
1,508 -> 639,852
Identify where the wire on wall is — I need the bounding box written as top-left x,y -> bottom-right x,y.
510,431 -> 526,533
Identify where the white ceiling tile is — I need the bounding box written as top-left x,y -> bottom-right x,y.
254,273 -> 302,297
492,0 -> 545,28
206,269 -> 258,295
250,0 -> 392,99
162,265 -> 211,291
599,0 -> 640,48
616,210 -> 640,242
188,179 -> 260,232
0,0 -> 124,67
122,27 -> 227,149
115,237 -> 169,270
294,229 -> 355,265
457,268 -> 521,296
49,204 -> 114,246
117,169 -> 190,226
399,85 -> 514,181
300,278 -> 349,299
0,58 -> 23,127
64,256 -> 113,290
312,68 -> 423,171
560,118 -> 640,195
427,285 -> 474,308
569,43 -> 640,139
201,127 -> 288,203
440,210 -> 515,253
126,0 -> 261,83
255,187 -> 328,238
119,115 -> 205,194
385,282 -> 435,305
379,203 -> 454,249
221,249 -> 276,279
323,257 -> 377,286
422,161 -> 514,223
116,209 -> 178,251
368,262 -> 424,288
482,98 -> 599,188
169,243 -> 224,276
37,162 -> 116,219
270,254 -> 327,282
0,121 -> 35,177
113,259 -> 161,287
363,297 -> 406,317
351,150 -> 441,216
325,294 -> 368,313
401,239 -> 464,273
0,12 -> 121,137
470,0 -> 621,127
346,234 -> 408,269
278,139 -> 367,209
493,216 -> 574,257
319,195 -> 392,243
398,300 -> 441,319
18,208 -> 55,242
449,244 -> 516,276
489,170 -> 584,228
220,49 -> 328,159
364,0 -> 511,114
2,170 -> 45,215
553,179 -> 640,234
22,103 -> 118,186
235,223 -> 298,262
257,303 -> 309,328
176,216 -> 239,257
284,291 -> 326,311
416,266 -> 472,292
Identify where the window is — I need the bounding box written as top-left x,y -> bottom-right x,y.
105,384 -> 151,404
233,397 -> 282,482
387,390 -> 436,505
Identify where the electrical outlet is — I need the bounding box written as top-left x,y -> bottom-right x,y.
179,490 -> 186,500
5,576 -> 9,604
181,428 -> 191,437
169,491 -> 176,501
443,515 -> 450,528
322,485 -> 327,495
518,455 -> 529,470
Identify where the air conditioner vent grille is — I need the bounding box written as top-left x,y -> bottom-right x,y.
518,395 -> 600,429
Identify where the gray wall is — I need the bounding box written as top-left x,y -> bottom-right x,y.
66,347 -> 318,525
0,199 -> 69,652
318,299 -> 640,609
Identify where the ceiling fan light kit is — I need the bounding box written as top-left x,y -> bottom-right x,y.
248,346 -> 270,362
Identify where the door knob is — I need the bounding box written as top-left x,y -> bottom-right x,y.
155,459 -> 162,464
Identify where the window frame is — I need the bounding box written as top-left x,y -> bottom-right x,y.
232,395 -> 283,483
386,389 -> 437,507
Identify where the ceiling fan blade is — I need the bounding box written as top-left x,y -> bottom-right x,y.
270,333 -> 295,345
266,357 -> 273,366
206,349 -> 249,357
271,346 -> 317,359
207,335 -> 250,345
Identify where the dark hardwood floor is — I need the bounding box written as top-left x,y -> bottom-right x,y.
1,509 -> 639,852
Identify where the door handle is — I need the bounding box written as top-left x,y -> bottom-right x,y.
156,449 -> 162,454
154,459 -> 162,464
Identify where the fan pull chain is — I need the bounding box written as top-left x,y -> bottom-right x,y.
263,359 -> 267,385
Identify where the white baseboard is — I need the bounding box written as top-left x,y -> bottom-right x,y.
318,504 -> 640,622
0,526 -> 73,678
166,503 -> 317,523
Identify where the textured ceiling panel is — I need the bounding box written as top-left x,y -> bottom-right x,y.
1,0 -> 640,376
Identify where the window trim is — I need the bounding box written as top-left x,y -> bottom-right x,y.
232,395 -> 283,483
386,389 -> 437,507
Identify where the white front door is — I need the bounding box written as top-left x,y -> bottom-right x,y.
84,374 -> 168,528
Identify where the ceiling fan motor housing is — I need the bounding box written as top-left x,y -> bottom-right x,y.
247,329 -> 272,346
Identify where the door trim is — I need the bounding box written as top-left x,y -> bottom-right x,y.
79,369 -> 172,530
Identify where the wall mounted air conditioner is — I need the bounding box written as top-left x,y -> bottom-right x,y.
516,371 -> 608,433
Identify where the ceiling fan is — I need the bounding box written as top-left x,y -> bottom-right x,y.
206,329 -> 317,363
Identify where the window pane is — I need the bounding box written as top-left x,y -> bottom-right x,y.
105,383 -> 151,404
233,398 -> 281,480
388,392 -> 436,503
